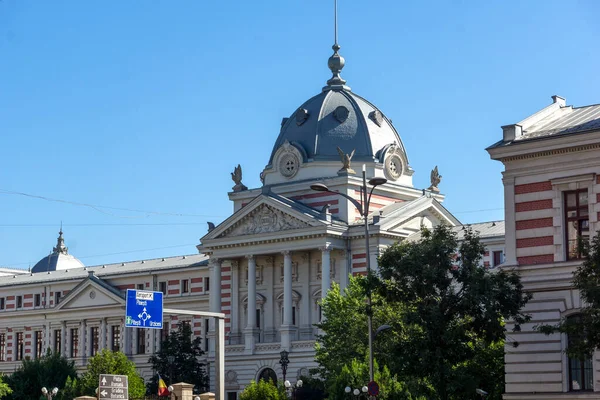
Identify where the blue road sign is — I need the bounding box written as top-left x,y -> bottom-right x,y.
125,290 -> 163,329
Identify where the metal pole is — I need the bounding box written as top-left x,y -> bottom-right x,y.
362,166 -> 374,384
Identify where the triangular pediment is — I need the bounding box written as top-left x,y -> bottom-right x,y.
218,203 -> 314,238
56,275 -> 124,311
378,197 -> 461,235
202,194 -> 328,242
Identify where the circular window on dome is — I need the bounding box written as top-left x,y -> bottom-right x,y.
385,154 -> 403,180
279,153 -> 299,178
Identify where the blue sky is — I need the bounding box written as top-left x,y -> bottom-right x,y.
1,0 -> 599,269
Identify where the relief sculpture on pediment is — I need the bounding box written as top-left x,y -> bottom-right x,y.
221,205 -> 310,237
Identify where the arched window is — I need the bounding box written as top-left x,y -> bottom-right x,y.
258,368 -> 277,385
567,315 -> 593,391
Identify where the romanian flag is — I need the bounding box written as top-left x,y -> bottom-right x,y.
158,374 -> 169,396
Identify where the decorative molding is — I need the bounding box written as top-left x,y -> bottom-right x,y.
500,143 -> 600,163
333,106 -> 349,123
317,260 -> 336,280
280,262 -> 299,283
383,144 -> 404,181
218,205 -> 311,238
244,265 -> 263,285
369,110 -> 383,127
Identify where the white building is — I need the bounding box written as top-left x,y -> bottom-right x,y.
0,35 -> 542,399
488,95 -> 600,398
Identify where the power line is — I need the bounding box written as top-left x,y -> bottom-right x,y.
5,243 -> 199,268
0,189 -> 226,218
0,222 -> 213,227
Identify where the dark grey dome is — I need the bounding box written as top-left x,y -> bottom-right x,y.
268,89 -> 408,165
31,231 -> 85,273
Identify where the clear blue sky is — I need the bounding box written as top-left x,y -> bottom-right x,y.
1,0 -> 599,269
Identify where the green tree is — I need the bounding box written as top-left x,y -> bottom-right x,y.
78,349 -> 145,398
314,276 -> 402,384
147,323 -> 207,394
4,350 -> 77,400
0,376 -> 12,400
376,225 -> 531,400
328,358 -> 425,400
538,231 -> 600,358
238,380 -> 287,400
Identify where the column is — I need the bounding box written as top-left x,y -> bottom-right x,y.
280,251 -> 294,350
80,320 -> 87,358
503,176 -> 518,266
338,250 -> 349,292
299,252 -> 312,340
100,318 -> 107,350
244,255 -> 257,352
264,257 -> 276,343
61,321 -> 67,357
208,258 -> 222,356
321,244 -> 332,300
230,261 -> 240,343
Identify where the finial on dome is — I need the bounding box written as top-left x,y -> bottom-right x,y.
53,227 -> 68,255
323,0 -> 351,92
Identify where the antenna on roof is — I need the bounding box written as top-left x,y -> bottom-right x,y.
334,0 -> 338,46
323,0 -> 350,91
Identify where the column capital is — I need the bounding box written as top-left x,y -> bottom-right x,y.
246,255 -> 255,260
319,243 -> 333,252
282,250 -> 291,256
209,257 -> 222,267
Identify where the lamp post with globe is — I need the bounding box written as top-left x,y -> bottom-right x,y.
344,385 -> 368,399
41,387 -> 59,400
284,379 -> 303,400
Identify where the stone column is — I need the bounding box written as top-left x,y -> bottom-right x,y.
320,244 -> 332,300
80,320 -> 87,358
61,321 -> 67,357
280,251 -> 293,350
338,250 -> 349,292
264,257 -> 276,343
244,255 -> 257,352
208,258 -> 222,356
100,318 -> 107,350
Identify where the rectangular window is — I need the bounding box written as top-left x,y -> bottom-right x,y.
227,393 -> 238,400
565,190 -> 589,260
0,298 -> 4,310
181,279 -> 189,294
16,296 -> 22,309
0,333 -> 5,361
70,328 -> 79,358
137,329 -> 146,354
55,292 -> 62,305
34,294 -> 41,307
35,331 -> 43,359
205,277 -> 210,292
281,307 -> 297,325
568,315 -> 593,391
54,330 -> 62,354
111,326 -> 120,351
204,319 -> 209,352
493,251 -> 504,267
256,309 -> 261,328
16,332 -> 23,361
162,322 -> 169,341
137,283 -> 144,290
90,327 -> 99,356
159,282 -> 167,295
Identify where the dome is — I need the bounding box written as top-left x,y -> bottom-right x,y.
268,89 -> 408,165
31,230 -> 85,273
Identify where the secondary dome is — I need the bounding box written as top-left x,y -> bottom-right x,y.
31,230 -> 85,273
268,89 -> 407,165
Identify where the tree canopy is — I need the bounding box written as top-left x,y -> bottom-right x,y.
147,323 -> 207,394
538,231 -> 600,358
238,379 -> 287,400
77,349 -> 145,398
316,225 -> 531,400
4,350 -> 77,400
0,376 -> 12,400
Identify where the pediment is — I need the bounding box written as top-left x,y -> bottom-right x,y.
380,197 -> 460,235
56,277 -> 124,311
218,204 -> 313,238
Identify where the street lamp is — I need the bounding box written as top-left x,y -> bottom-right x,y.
476,388 -> 488,398
311,165 -> 387,384
344,385 -> 368,399
284,379 -> 303,399
41,387 -> 59,400
279,350 -> 290,383
167,355 -> 175,385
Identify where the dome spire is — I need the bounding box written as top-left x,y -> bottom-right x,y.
323,0 -> 351,92
52,225 -> 68,255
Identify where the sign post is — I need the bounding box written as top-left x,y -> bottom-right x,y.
125,290 -> 163,329
98,374 -> 128,400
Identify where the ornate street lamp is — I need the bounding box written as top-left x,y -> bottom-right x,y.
279,350 -> 290,383
284,379 -> 303,399
41,387 -> 59,400
311,165 -> 387,384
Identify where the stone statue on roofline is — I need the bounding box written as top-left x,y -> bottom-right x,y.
231,164 -> 248,192
337,146 -> 356,175
428,166 -> 442,192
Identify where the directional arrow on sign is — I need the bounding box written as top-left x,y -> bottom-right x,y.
101,377 -> 107,385
100,390 -> 107,397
